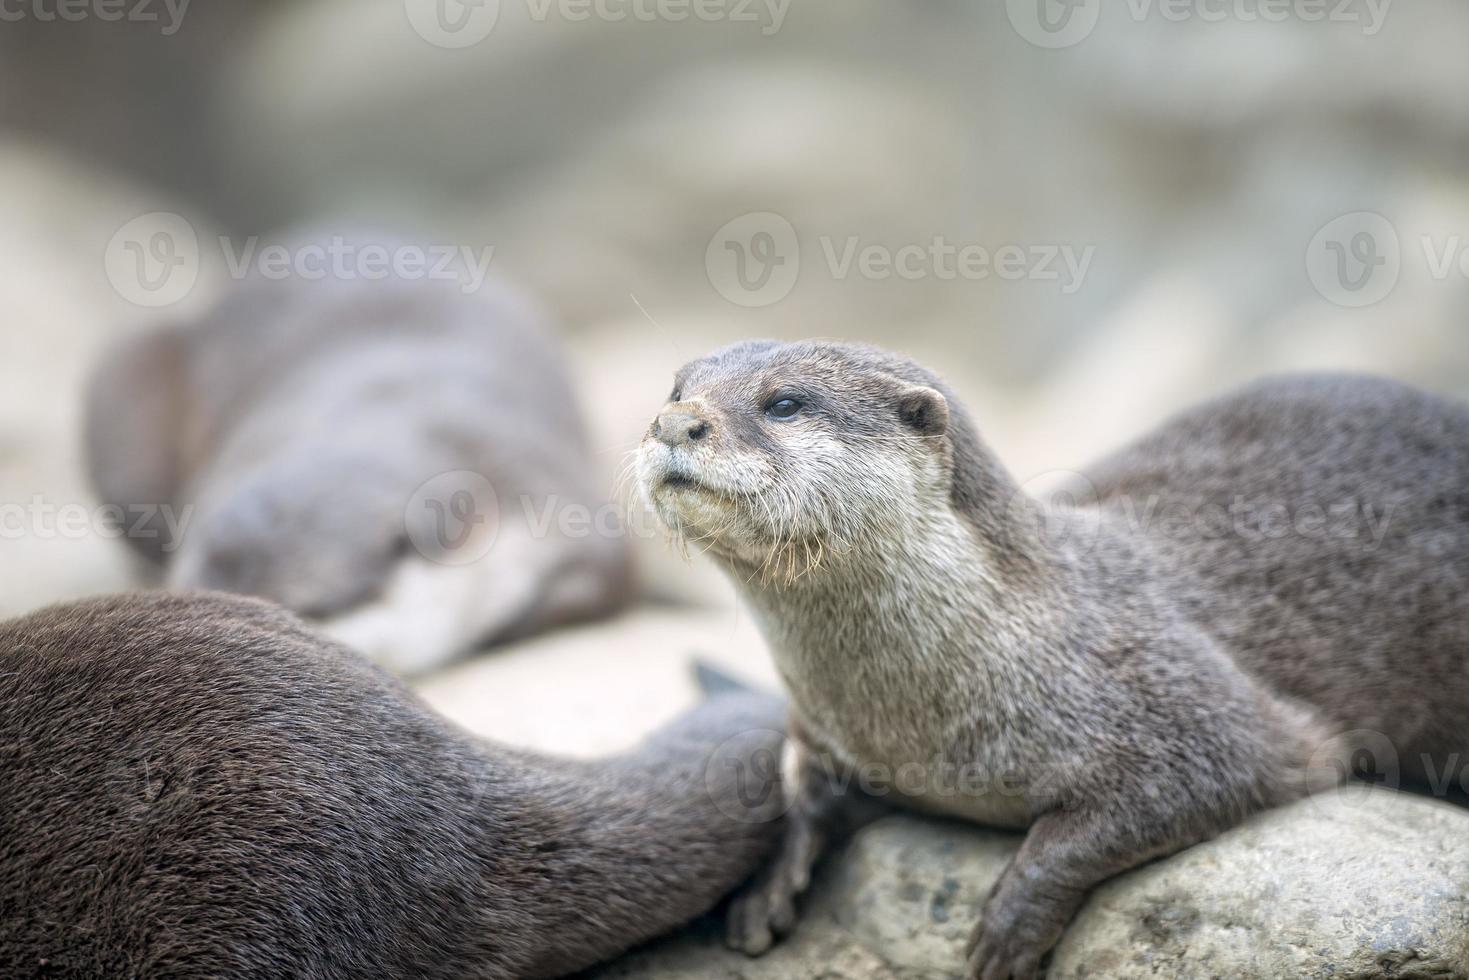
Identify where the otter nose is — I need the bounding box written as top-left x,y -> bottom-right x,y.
652,409 -> 710,447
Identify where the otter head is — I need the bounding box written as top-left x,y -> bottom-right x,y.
636,340 -> 957,582
166,450 -> 417,619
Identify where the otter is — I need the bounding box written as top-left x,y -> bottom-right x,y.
0,591 -> 785,979
634,339 -> 1469,980
86,238 -> 631,674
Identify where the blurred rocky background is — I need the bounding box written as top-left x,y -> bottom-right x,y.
3,2 -> 1469,975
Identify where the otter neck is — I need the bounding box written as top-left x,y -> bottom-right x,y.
726,488 -> 1086,766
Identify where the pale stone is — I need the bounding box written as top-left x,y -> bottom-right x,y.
598,789 -> 1469,979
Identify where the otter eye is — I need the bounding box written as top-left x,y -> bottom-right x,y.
766,398 -> 802,420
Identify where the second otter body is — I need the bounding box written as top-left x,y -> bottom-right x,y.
0,593 -> 786,979
635,340 -> 1469,980
86,238 -> 632,674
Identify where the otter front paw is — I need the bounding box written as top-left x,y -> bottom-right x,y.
724,816 -> 822,955
725,871 -> 797,955
964,918 -> 1046,980
963,879 -> 1071,980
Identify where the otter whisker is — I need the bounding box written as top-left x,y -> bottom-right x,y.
611,452 -> 641,505
593,438 -> 649,455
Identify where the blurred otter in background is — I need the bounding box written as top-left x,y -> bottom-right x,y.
86,235 -> 632,674
0,591 -> 787,978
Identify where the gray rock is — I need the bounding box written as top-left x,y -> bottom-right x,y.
1048,789 -> 1469,980
597,788 -> 1469,979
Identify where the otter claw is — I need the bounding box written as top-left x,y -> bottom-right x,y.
724,831 -> 812,955
964,889 -> 1056,980
725,883 -> 777,955
965,923 -> 1042,980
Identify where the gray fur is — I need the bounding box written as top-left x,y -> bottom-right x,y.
86,237 -> 631,666
0,592 -> 787,979
635,340 -> 1469,980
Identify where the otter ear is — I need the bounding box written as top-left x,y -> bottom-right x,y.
896,385 -> 949,436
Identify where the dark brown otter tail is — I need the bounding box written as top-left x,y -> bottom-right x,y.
512,687 -> 788,979
0,594 -> 786,980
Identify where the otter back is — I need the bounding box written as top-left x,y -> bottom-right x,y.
0,592 -> 786,979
